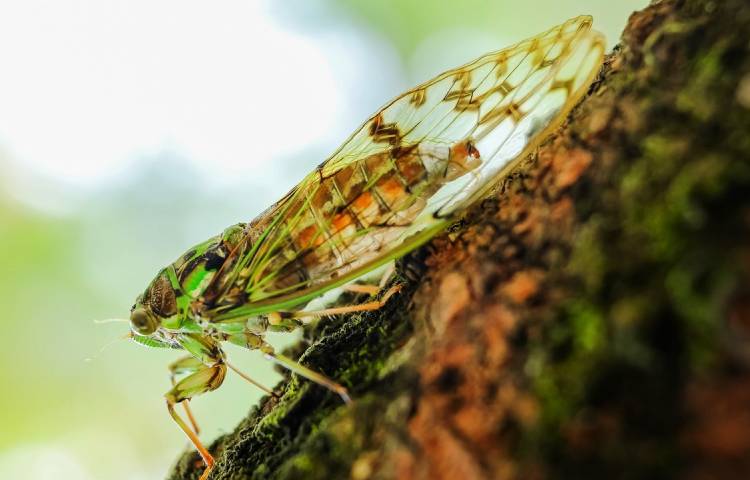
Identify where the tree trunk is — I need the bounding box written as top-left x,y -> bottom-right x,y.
170,0 -> 750,478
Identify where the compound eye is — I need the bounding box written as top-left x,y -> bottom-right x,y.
130,307 -> 157,335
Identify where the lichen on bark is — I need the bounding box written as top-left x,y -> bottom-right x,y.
170,0 -> 750,478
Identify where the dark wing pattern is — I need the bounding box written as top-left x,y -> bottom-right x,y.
207,16 -> 605,320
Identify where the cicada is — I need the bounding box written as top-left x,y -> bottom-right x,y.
127,16 -> 604,479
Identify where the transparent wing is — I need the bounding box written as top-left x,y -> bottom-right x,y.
319,16 -> 601,184
207,16 -> 605,319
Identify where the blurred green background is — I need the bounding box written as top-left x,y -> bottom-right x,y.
0,1 -> 646,478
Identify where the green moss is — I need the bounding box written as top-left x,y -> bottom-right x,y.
676,42 -> 726,120
571,302 -> 606,353
565,220 -> 607,293
532,305 -> 602,413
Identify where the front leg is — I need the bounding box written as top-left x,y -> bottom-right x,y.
166,361 -> 226,480
166,334 -> 227,480
168,355 -> 206,435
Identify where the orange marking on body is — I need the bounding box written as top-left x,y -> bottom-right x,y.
376,177 -> 406,204
396,155 -> 426,185
451,141 -> 481,162
296,225 -> 314,249
451,142 -> 469,160
352,191 -> 373,212
349,191 -> 380,227
331,213 -> 353,233
296,225 -> 324,249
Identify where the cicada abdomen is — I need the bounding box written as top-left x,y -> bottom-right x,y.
254,139 -> 481,293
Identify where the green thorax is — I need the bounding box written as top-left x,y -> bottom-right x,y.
160,223 -> 246,329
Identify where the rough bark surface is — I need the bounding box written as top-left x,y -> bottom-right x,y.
170,0 -> 750,478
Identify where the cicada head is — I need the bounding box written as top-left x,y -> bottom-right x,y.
130,270 -> 180,336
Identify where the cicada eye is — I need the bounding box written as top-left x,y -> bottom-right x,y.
130,307 -> 157,335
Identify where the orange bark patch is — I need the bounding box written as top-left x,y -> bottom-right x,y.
408,303 -> 537,479
681,376 -> 750,480
683,378 -> 750,459
482,305 -> 519,369
501,270 -> 541,305
391,450 -> 416,480
429,272 -> 471,336
409,410 -> 487,480
551,148 -> 592,190
549,196 -> 575,225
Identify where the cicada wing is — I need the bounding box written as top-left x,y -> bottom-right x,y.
207,16 -> 605,320
417,16 -> 606,218
318,16 -> 602,179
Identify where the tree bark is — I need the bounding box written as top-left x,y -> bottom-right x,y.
170,0 -> 750,478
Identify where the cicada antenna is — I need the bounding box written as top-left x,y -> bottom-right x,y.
93,318 -> 130,324
85,319 -> 132,363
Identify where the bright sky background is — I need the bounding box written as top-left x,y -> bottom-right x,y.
0,1 -> 363,211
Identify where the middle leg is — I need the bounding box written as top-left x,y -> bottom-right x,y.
288,283 -> 402,319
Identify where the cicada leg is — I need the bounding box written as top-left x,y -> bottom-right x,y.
168,355 -> 207,434
258,281 -> 401,404
340,283 -> 381,296
339,262 -> 396,296
228,333 -> 352,404
225,361 -> 279,398
165,361 -> 227,480
260,345 -> 352,404
282,283 -> 402,319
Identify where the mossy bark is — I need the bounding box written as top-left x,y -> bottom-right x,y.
170,0 -> 750,478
